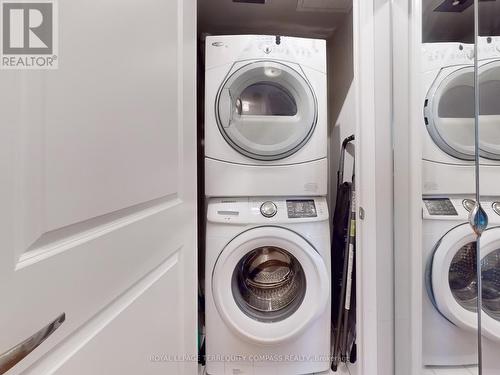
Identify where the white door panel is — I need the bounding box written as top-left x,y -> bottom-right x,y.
24,254 -> 186,375
0,0 -> 197,374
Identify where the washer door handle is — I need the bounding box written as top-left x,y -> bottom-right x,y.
0,313 -> 65,374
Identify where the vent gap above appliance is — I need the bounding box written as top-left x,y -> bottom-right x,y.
233,0 -> 266,4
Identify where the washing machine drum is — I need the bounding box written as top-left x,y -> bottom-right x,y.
429,224 -> 478,332
425,62 -> 500,161
211,226 -> 329,344
233,246 -> 306,321
216,61 -> 317,161
478,227 -> 500,342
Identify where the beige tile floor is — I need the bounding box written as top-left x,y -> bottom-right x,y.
422,366 -> 478,375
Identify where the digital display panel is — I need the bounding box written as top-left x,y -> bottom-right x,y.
286,200 -> 317,218
423,198 -> 458,216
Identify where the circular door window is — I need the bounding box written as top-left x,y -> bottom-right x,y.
216,61 -> 317,161
448,242 -> 478,312
478,228 -> 500,342
482,249 -> 500,320
478,60 -> 500,160
211,227 -> 329,344
232,246 -> 306,322
430,224 -> 478,331
424,67 -> 475,160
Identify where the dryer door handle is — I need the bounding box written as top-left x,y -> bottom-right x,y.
219,88 -> 237,128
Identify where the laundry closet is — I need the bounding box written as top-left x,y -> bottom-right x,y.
196,1 -> 357,374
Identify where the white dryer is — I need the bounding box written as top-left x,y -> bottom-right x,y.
477,36 -> 500,163
421,42 -> 500,196
205,197 -> 331,375
204,35 -> 327,197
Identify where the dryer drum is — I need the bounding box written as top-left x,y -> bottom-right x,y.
232,246 -> 306,320
216,60 -> 318,161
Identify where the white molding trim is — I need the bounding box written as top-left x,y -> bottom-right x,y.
355,0 -> 395,374
392,0 -> 423,374
354,1 -> 377,372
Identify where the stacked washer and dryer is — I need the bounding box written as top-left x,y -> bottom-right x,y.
421,39 -> 500,367
203,35 -> 331,375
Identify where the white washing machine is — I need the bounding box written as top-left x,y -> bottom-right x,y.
478,199 -> 500,345
422,196 -> 500,366
421,42 -> 500,196
204,35 -> 327,197
205,197 -> 331,375
423,196 -> 478,366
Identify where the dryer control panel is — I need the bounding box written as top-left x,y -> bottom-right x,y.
207,197 -> 329,224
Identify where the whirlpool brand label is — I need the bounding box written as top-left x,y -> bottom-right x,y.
1,0 -> 58,69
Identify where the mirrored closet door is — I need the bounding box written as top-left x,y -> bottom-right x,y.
421,1 -> 479,374
476,1 -> 500,374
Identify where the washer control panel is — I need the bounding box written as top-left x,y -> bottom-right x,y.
286,199 -> 317,218
462,199 -> 476,212
260,201 -> 278,218
422,197 -> 500,225
423,198 -> 458,216
492,202 -> 500,216
207,197 -> 328,224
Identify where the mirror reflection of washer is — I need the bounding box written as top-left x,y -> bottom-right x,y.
422,197 -> 478,366
479,223 -> 500,344
205,35 -> 327,197
205,197 -> 331,375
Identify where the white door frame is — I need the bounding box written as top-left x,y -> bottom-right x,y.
392,0 -> 424,375
354,0 -> 395,374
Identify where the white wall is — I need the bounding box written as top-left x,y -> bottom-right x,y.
326,10 -> 359,375
327,10 -> 355,210
352,1 -> 395,374
372,2 -> 394,374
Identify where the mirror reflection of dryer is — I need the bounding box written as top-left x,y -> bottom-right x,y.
422,42 -> 500,196
204,35 -> 327,197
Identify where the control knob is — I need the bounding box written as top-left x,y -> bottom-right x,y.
260,201 -> 277,218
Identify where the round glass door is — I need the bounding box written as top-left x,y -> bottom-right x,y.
478,60 -> 500,160
478,229 -> 500,342
232,246 -> 306,322
430,225 -> 478,331
424,67 -> 476,160
211,227 -> 328,344
449,242 -> 478,313
481,249 -> 500,321
216,61 -> 317,161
